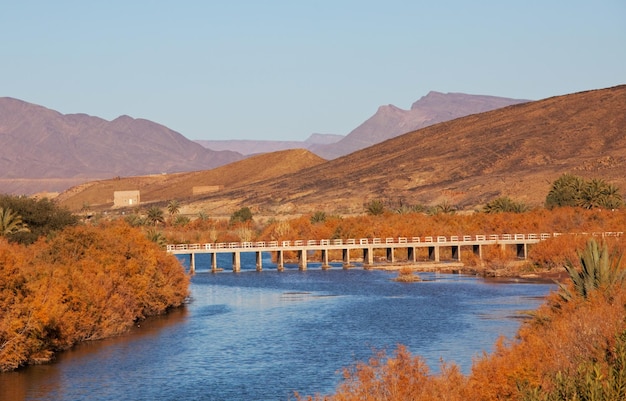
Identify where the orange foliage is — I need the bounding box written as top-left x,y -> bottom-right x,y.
296,238 -> 626,400
0,221 -> 189,372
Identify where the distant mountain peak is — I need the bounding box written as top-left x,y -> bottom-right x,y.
0,98 -> 244,194
311,91 -> 530,159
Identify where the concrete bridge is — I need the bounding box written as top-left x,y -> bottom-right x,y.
166,232 -> 587,273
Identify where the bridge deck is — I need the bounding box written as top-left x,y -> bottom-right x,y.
166,232 -> 622,272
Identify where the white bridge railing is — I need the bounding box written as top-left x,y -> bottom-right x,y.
166,232 -> 623,252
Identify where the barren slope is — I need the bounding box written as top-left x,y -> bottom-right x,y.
57,149 -> 325,211
183,85 -> 626,215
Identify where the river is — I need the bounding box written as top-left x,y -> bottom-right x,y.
0,254 -> 556,401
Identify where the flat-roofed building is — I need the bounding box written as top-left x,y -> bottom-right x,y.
114,190 -> 140,207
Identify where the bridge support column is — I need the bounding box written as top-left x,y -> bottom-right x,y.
386,247 -> 395,263
321,249 -> 330,269
451,245 -> 460,261
342,248 -> 351,269
189,253 -> 195,274
407,247 -> 416,263
473,244 -> 482,259
232,252 -> 241,272
256,251 -> 263,271
428,246 -> 440,262
363,247 -> 374,268
298,249 -> 307,271
277,250 -> 284,271
211,253 -> 218,273
516,243 -> 527,259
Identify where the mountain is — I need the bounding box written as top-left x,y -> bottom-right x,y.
0,97 -> 244,195
57,85 -> 626,216
309,92 -> 530,159
194,133 -> 343,156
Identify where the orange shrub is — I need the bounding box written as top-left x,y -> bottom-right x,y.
297,238 -> 626,401
0,221 -> 189,372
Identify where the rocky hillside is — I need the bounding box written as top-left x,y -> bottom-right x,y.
57,85 -> 626,217
0,98 -> 243,195
187,85 -> 626,216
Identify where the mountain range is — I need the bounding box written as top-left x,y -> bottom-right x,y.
0,91 -> 528,196
194,133 -> 343,156
194,92 -> 529,158
0,98 -> 243,195
56,85 -> 626,215
308,91 -> 529,159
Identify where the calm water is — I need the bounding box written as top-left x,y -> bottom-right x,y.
1,253 -> 555,401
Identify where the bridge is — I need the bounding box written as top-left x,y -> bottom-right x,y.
166,232 -> 615,273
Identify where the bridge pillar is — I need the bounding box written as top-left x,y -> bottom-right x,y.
232,252 -> 241,272
363,247 -> 374,267
428,246 -> 440,262
407,247 -> 416,263
516,243 -> 527,259
451,245 -> 460,261
189,253 -> 195,274
256,251 -> 263,271
342,248 -> 351,268
298,249 -> 307,271
321,249 -> 330,269
386,247 -> 395,263
277,250 -> 284,271
472,244 -> 482,259
211,253 -> 218,273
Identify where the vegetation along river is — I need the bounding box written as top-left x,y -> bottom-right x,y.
1,253 -> 555,401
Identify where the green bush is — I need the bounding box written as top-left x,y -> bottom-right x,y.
0,195 -> 78,245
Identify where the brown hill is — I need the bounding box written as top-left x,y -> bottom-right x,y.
309,91 -> 529,159
56,149 -> 326,211
0,98 -> 243,195
57,85 -> 626,217
182,85 -> 626,216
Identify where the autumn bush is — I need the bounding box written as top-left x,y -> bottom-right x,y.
0,220 -> 189,372
296,238 -> 626,401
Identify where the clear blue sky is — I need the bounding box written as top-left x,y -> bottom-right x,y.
2,1 -> 624,141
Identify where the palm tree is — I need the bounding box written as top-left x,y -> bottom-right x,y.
310,211 -> 327,223
546,173 -> 586,209
365,200 -> 385,216
173,215 -> 190,227
167,200 -> 180,216
579,178 -> 606,209
0,207 -> 29,236
428,200 -> 456,215
483,197 -> 530,213
600,183 -> 623,209
145,207 -> 165,226
145,229 -> 167,248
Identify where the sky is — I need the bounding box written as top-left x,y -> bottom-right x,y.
1,1 -> 625,141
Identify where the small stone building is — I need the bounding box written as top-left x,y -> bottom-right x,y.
113,190 -> 140,207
